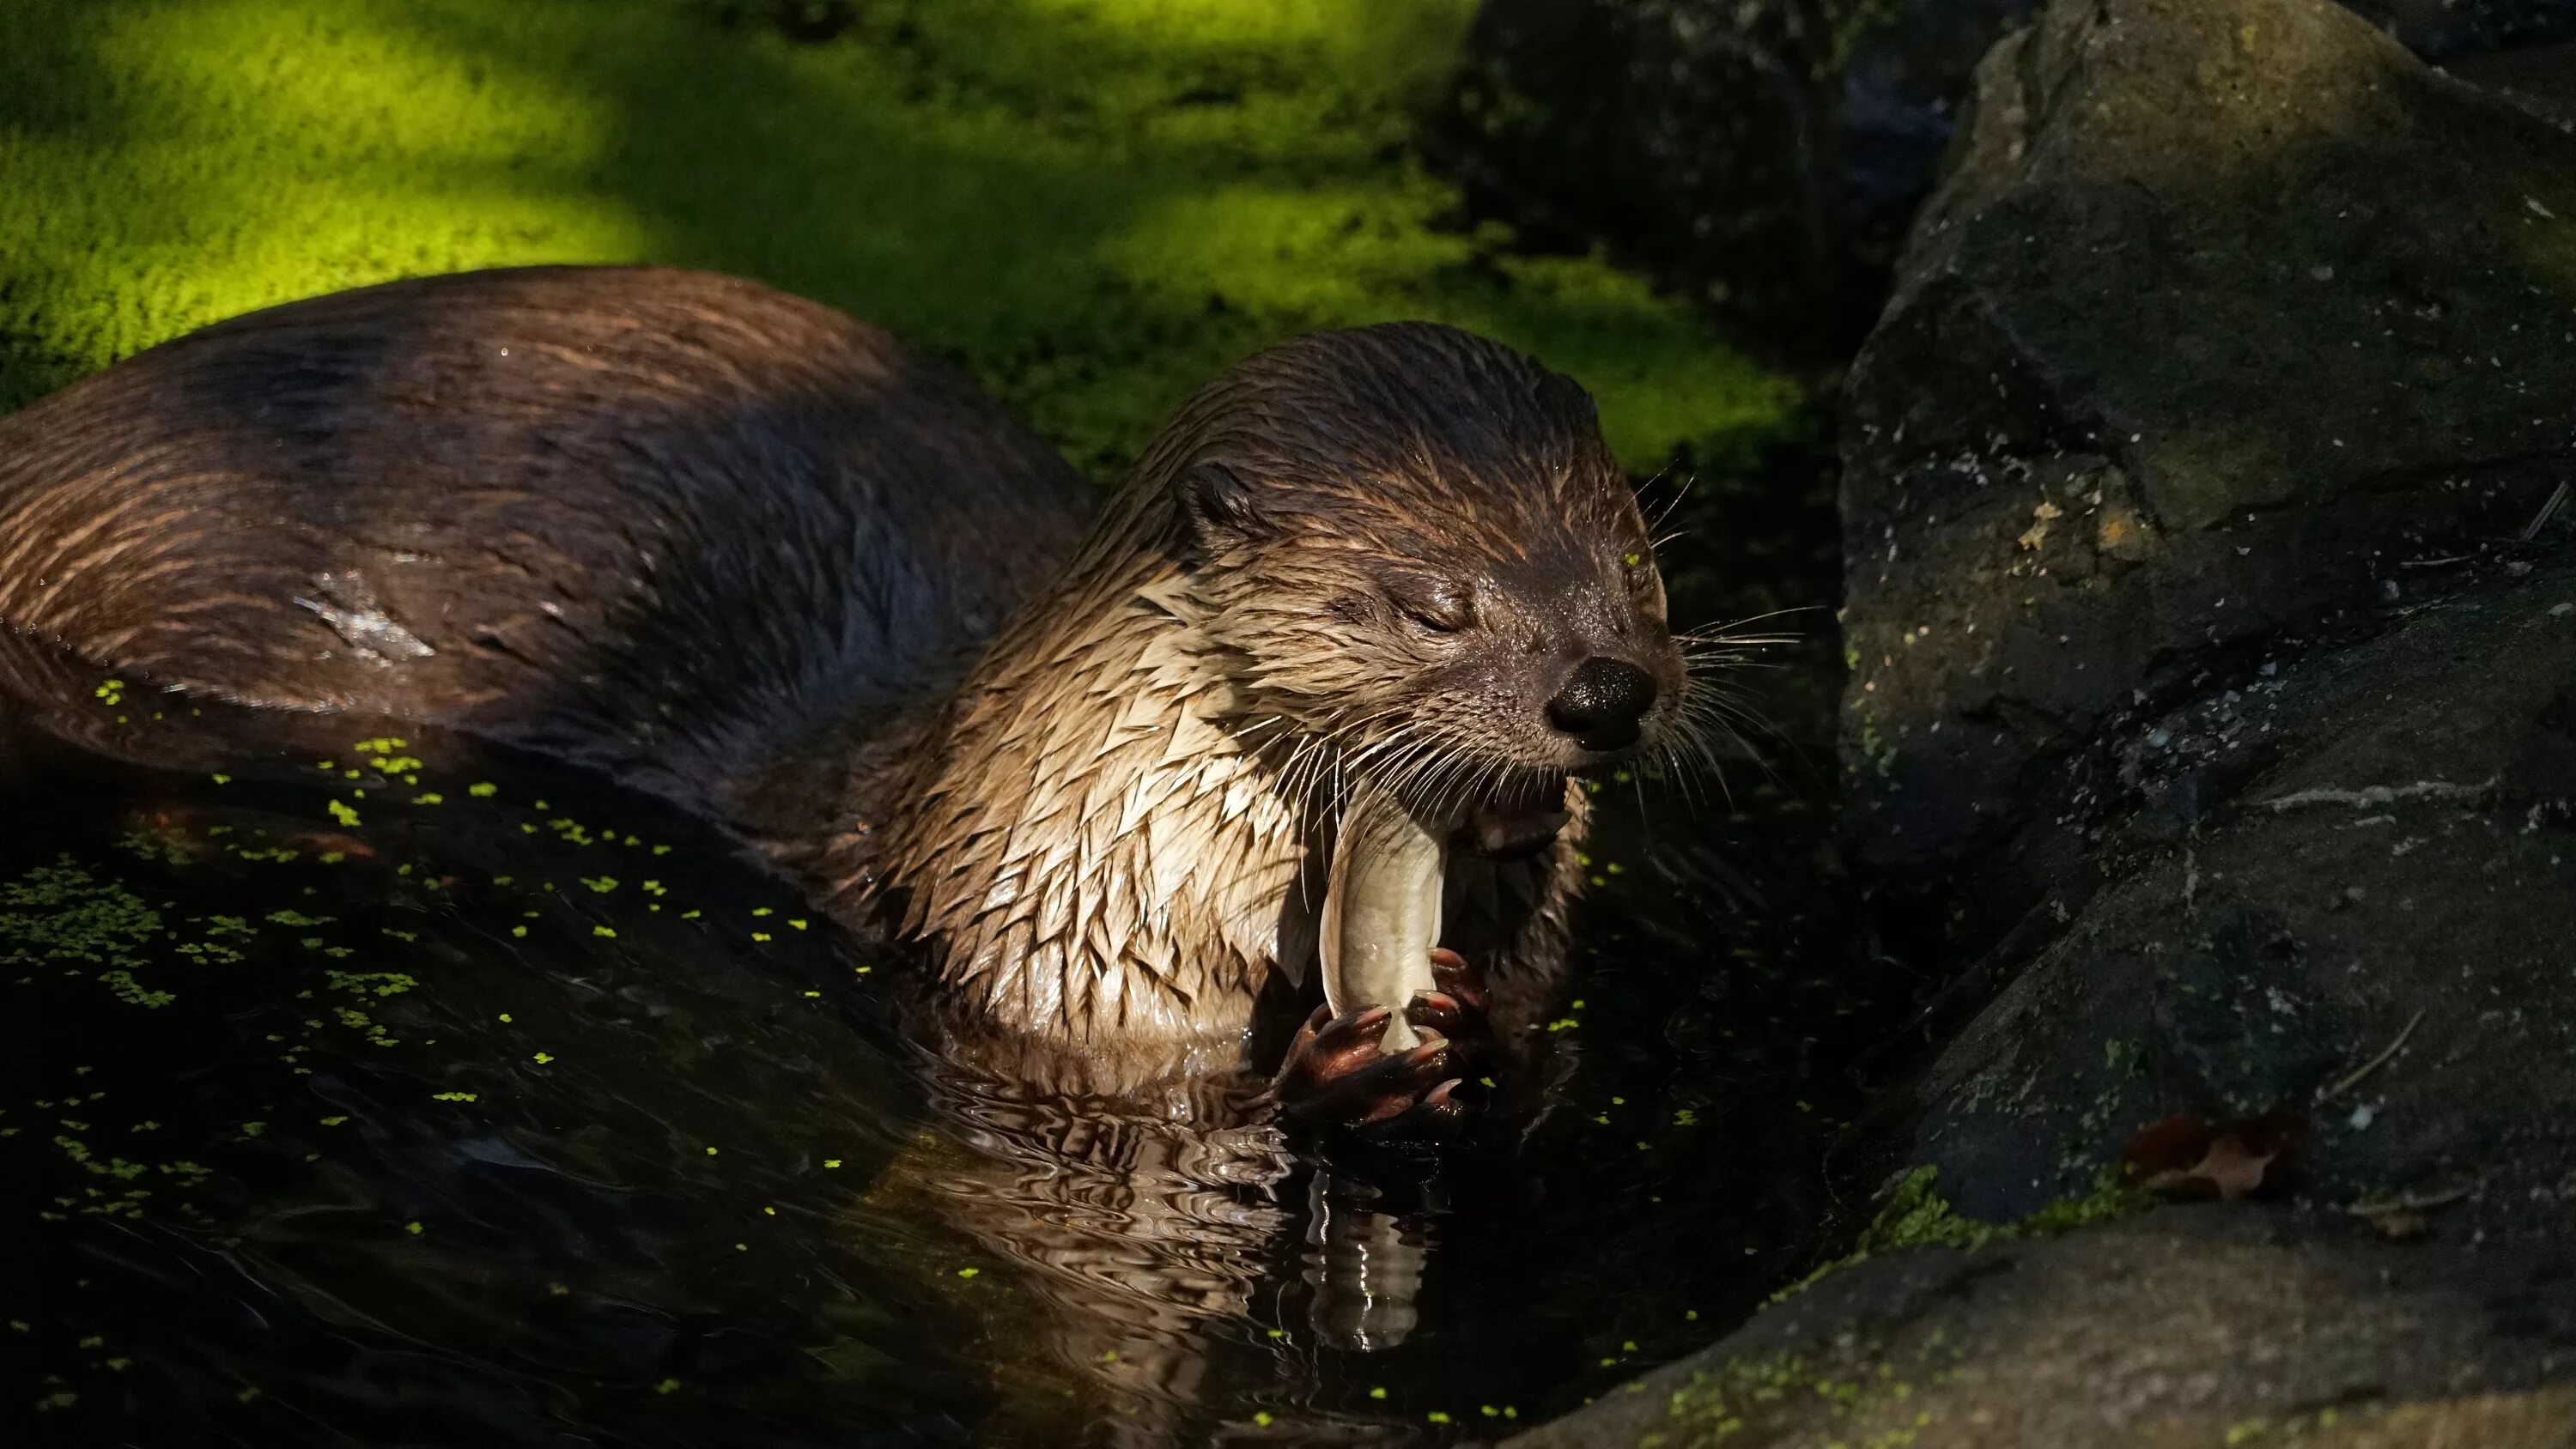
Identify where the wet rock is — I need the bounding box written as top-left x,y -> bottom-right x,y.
1505,1205 -> 2576,1449
1837,0 -> 2576,955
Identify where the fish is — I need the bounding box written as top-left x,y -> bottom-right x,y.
1318,775 -> 1449,1052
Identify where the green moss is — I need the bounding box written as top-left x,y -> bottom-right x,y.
1850,1167 -> 2002,1257
1779,1167 -> 2153,1301
0,0 -> 1798,475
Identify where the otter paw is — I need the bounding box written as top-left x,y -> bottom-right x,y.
1405,947 -> 1490,1046
1276,951 -> 1492,1137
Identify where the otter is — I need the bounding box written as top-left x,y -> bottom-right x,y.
0,265 -> 1696,1129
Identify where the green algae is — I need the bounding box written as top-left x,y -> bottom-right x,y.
0,0 -> 1799,476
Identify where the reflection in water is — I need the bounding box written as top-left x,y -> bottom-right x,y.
906,1060 -> 1291,1444
895,1048 -> 1442,1445
3,656 -> 1885,1446
1301,1174 -> 1428,1354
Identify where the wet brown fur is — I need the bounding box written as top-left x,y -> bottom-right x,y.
0,266 -> 1686,1084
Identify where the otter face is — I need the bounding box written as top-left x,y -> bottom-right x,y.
1163,324 -> 1690,846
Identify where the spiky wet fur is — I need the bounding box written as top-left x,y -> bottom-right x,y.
856,324 -> 1690,1072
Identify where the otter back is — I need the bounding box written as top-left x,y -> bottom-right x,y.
0,266 -> 1091,815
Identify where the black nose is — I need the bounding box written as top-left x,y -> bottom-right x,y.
1544,657 -> 1656,752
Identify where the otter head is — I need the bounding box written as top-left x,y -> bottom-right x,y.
1147,323 -> 1686,853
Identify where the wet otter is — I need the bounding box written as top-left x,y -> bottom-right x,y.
0,265 -> 1695,1126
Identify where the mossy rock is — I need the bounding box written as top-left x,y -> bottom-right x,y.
1509,1204 -> 2576,1448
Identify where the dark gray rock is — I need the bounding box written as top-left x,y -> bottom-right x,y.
1838,0 -> 2576,956
1504,1205 -> 2576,1449
1911,563 -> 2576,1233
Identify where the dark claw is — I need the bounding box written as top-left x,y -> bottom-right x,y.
1277,952 -> 1492,1136
1428,948 -> 1485,1010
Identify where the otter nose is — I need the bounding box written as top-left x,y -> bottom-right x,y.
1544,657 -> 1656,752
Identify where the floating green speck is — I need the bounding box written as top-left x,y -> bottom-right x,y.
210,773 -> 230,785
468,782 -> 497,797
956,1267 -> 979,1279
319,1115 -> 347,1126
592,925 -> 616,938
430,1092 -> 477,1103
822,1158 -> 841,1169
412,792 -> 443,805
404,1221 -> 422,1234
532,1052 -> 554,1064
510,925 -> 526,938
326,800 -> 360,827
655,1379 -> 680,1396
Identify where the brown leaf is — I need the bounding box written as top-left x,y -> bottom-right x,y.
2365,1209 -> 2427,1240
2123,1112 -> 2296,1201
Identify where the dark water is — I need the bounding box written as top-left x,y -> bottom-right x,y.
2,589 -> 1883,1447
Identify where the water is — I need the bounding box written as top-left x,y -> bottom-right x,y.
1,626 -> 1885,1446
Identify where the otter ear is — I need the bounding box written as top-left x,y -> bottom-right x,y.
1177,462 -> 1272,547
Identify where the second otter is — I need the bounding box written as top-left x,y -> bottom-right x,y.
0,267 -> 1695,1128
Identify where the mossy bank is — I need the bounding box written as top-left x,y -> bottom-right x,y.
0,0 -> 1801,476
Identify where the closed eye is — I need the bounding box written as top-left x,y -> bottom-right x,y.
1384,577 -> 1475,634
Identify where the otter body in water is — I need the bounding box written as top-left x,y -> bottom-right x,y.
0,266 -> 1691,1119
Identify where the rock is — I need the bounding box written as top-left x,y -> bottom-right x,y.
2342,1 -> 2576,58
1504,1204 -> 2576,1449
1510,0 -> 2576,1439
1910,564 -> 2576,1233
1431,0 -> 2042,355
1428,1 -> 2576,358
2449,40 -> 2576,125
1837,0 -> 2576,956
